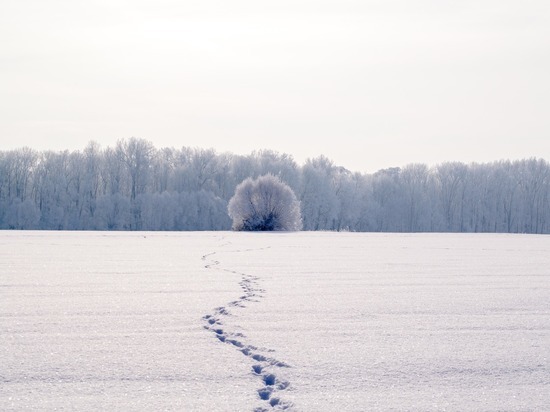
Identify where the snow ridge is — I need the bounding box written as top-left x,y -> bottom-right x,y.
202,243 -> 293,411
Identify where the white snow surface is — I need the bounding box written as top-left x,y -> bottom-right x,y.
1,231 -> 549,411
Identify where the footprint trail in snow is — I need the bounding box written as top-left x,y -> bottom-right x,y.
202,243 -> 293,411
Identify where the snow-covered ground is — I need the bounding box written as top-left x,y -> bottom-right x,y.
1,231 -> 549,411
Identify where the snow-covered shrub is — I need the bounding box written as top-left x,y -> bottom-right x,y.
228,174 -> 302,231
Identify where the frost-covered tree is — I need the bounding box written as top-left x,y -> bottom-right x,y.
228,174 -> 302,231
400,163 -> 431,232
300,156 -> 340,230
5,198 -> 40,229
116,137 -> 156,201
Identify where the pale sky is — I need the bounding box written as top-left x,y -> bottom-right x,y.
1,0 -> 549,173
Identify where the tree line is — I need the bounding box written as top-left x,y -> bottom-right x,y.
1,138 -> 549,233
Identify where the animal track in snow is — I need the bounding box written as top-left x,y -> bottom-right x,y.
202,240 -> 293,411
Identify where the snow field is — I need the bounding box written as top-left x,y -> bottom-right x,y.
1,231 -> 549,411
0,232 -> 256,411
217,233 -> 550,410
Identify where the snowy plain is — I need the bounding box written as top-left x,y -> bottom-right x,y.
1,231 -> 549,411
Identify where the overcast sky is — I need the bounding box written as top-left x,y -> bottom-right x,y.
1,0 -> 549,173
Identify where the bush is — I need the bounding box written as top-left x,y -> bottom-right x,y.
228,174 -> 302,231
